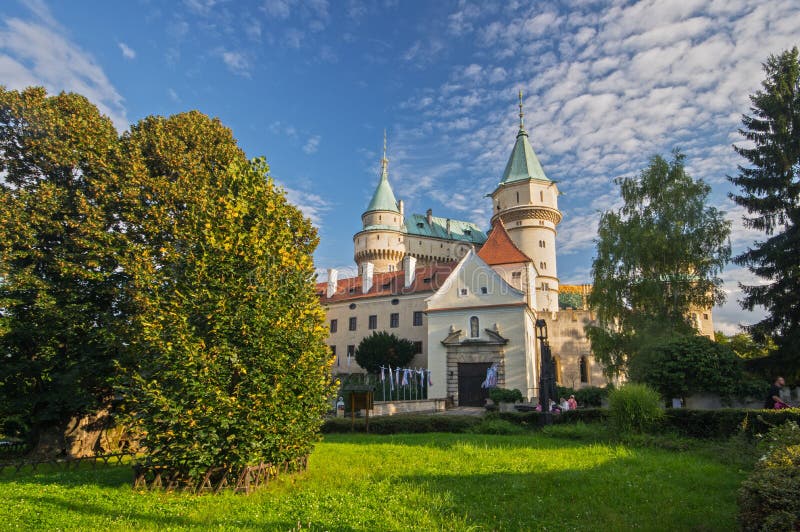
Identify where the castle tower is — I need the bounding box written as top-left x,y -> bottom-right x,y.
354,132 -> 406,273
490,92 -> 562,312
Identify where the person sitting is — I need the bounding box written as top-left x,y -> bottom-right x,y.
568,395 -> 578,410
548,398 -> 560,413
559,397 -> 570,411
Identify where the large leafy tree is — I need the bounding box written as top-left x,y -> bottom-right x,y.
118,112 -> 334,480
0,87 -> 125,446
587,152 -> 731,377
355,331 -> 416,374
728,47 -> 800,374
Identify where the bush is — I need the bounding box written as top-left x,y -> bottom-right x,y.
574,386 -> 608,407
496,408 -> 608,427
321,414 -> 480,434
488,388 -> 524,403
470,418 -> 526,435
665,408 -> 800,439
608,383 -> 664,433
739,421 -> 800,531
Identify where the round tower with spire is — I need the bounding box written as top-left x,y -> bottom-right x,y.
354,131 -> 406,273
490,91 -> 562,312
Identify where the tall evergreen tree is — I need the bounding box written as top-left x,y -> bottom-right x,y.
729,47 -> 800,372
588,152 -> 731,377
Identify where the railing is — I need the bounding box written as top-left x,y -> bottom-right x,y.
0,452 -> 132,476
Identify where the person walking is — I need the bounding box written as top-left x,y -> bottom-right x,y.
765,376 -> 788,409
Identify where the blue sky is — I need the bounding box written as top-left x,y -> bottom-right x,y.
1,0 -> 799,333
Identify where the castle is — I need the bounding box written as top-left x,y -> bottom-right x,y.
317,94 -> 715,405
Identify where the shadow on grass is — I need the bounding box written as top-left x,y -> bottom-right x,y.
0,462 -> 133,489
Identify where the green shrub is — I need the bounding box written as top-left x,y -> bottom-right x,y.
739,421 -> 800,531
321,414 -> 480,434
470,418 -> 526,435
608,383 -> 664,433
665,408 -> 800,439
488,388 -> 524,403
574,386 -> 608,407
496,408 -> 608,427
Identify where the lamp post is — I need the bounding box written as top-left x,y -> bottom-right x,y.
536,319 -> 554,426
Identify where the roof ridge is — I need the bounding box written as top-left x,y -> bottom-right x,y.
477,219 -> 533,265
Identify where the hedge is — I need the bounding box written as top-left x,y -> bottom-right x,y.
664,408 -> 800,439
321,415 -> 481,434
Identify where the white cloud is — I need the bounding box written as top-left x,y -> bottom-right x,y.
281,183 -> 330,226
118,42 -> 136,60
0,7 -> 128,130
220,49 -> 250,76
303,135 -> 321,154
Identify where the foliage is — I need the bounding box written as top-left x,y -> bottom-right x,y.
738,422 -> 800,531
587,152 -> 731,377
321,414 -> 480,434
575,386 -> 608,407
715,331 -> 776,360
629,334 -> 755,400
608,383 -> 665,434
664,408 -> 800,439
118,112 -> 333,480
0,87 -> 124,434
729,47 -> 800,378
354,331 -> 416,374
488,388 -> 524,403
497,408 -> 609,427
0,432 -> 748,530
469,418 -> 526,435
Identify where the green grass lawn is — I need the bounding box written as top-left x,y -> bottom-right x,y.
0,426 -> 748,531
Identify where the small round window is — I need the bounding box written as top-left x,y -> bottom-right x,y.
391,298 -> 399,305
349,303 -> 357,310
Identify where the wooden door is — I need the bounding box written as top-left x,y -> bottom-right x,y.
458,362 -> 492,407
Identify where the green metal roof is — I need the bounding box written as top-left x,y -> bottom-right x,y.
500,129 -> 549,184
405,214 -> 487,244
364,169 -> 399,214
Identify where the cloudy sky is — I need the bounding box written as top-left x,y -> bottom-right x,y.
1,0 -> 798,333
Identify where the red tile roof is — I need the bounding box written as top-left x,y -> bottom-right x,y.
477,220 -> 532,265
316,262 -> 458,303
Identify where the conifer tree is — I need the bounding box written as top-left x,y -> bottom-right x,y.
729,47 -> 800,371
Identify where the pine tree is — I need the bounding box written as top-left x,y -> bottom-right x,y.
729,47 -> 800,370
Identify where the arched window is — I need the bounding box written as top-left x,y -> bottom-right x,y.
580,356 -> 589,383
470,316 -> 479,338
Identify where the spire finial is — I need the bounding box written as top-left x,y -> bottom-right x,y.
380,129 -> 389,179
518,89 -> 525,131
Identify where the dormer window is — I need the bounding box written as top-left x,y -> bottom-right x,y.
423,277 -> 431,283
417,222 -> 424,228
464,229 -> 472,236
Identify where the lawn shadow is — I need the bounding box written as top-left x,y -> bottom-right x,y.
0,462 -> 133,489
392,457 -> 737,531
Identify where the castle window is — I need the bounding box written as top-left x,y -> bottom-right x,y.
480,287 -> 488,294
379,215 -> 382,221
347,344 -> 355,359
516,221 -> 521,226
390,313 -> 399,328
553,356 -> 562,384
413,341 -> 423,354
331,345 -> 337,366
349,317 -> 357,331
391,298 -> 399,305
368,315 -> 377,330
580,356 -> 589,383
540,191 -> 544,202
348,287 -> 356,294
422,277 -> 431,283
417,222 -> 424,228
703,313 -> 709,320
460,288 -> 468,296
330,319 -> 338,333
413,311 -> 423,326
349,303 -> 357,309
465,229 -> 471,236
516,191 -> 519,203
470,316 -> 479,338
512,271 -> 521,280
382,282 -> 391,289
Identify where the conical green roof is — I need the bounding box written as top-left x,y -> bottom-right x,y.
500,129 -> 549,184
365,164 -> 399,213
